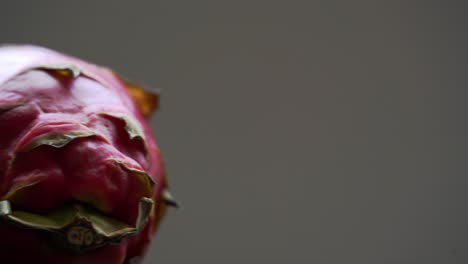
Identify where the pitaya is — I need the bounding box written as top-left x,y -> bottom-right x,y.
0,45 -> 175,263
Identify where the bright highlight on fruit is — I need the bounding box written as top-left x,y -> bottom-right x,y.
0,45 -> 175,264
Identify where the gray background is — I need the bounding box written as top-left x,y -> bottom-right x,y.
1,1 -> 468,263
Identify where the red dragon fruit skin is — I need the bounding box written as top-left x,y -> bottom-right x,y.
0,45 -> 173,264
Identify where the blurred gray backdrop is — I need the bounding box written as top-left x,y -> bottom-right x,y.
1,1 -> 468,263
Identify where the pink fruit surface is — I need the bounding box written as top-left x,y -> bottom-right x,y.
0,45 -> 172,264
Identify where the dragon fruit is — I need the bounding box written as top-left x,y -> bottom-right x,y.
0,45 -> 175,263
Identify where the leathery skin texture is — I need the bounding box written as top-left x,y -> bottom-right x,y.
0,45 -> 170,264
